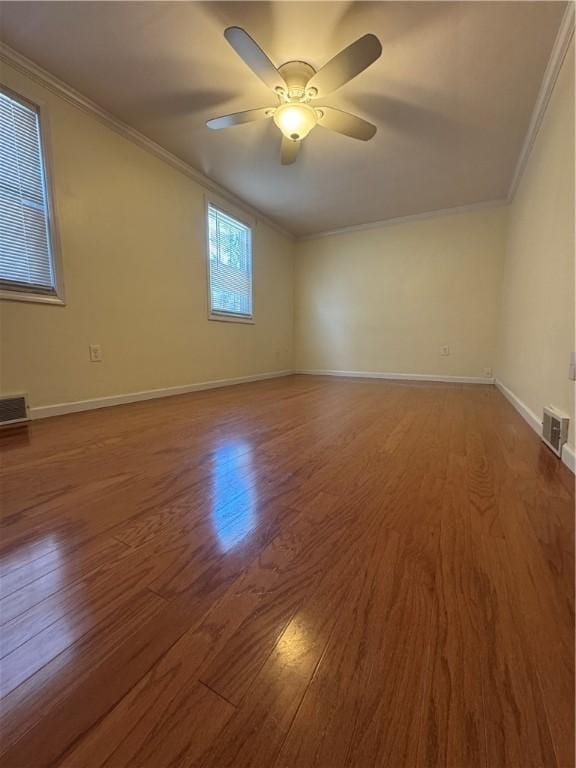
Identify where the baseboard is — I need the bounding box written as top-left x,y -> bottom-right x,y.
561,443 -> 576,473
494,379 -> 542,434
30,370 -> 294,420
296,369 -> 494,385
495,378 -> 575,474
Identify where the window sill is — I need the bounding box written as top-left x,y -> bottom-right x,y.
208,312 -> 254,325
0,288 -> 65,306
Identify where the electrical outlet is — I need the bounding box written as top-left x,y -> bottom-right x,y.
89,344 -> 103,362
440,345 -> 450,357
483,367 -> 493,378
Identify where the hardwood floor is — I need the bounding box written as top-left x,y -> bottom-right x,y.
0,375 -> 573,767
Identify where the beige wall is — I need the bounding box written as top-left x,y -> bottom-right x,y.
496,41 -> 575,447
1,42 -> 573,448
0,63 -> 294,410
294,207 -> 507,380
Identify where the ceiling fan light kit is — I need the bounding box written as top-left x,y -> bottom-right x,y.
207,27 -> 382,165
274,103 -> 319,141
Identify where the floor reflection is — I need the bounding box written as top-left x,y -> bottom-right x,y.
276,617 -> 309,665
211,440 -> 257,552
1,534 -> 77,700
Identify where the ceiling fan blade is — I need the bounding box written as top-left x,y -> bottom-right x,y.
224,27 -> 287,92
317,107 -> 377,141
306,34 -> 382,97
207,107 -> 273,130
281,136 -> 300,165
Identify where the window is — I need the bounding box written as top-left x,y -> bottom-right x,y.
0,87 -> 62,303
207,203 -> 253,320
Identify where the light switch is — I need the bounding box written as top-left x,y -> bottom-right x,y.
89,344 -> 103,362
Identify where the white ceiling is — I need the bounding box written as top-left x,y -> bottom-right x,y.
0,1 -> 567,236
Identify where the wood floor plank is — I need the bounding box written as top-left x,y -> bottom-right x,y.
496,500 -> 574,767
200,542 -> 366,768
0,534 -> 190,695
477,534 -> 558,767
418,425 -> 492,768
419,517 -> 487,767
0,375 -> 572,767
56,492 -> 346,767
197,492 -> 348,704
273,530 -> 428,768
0,536 -> 128,624
0,588 -> 169,762
104,681 -> 236,768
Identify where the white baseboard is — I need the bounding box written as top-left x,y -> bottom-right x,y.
495,378 -> 575,474
30,370 -> 293,420
494,379 -> 542,435
561,443 -> 576,473
296,369 -> 494,385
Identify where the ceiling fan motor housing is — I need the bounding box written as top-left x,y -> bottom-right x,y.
278,60 -> 317,100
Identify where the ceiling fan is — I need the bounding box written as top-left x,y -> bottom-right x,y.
207,27 -> 382,165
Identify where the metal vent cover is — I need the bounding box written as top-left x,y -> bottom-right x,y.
542,406 -> 569,457
0,394 -> 30,426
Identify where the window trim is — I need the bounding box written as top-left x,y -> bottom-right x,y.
0,83 -> 65,306
204,194 -> 255,324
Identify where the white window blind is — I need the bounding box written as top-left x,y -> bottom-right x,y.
0,88 -> 56,296
208,204 -> 253,318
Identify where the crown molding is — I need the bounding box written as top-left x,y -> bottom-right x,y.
0,42 -> 294,241
296,198 -> 508,241
297,4 -> 574,243
2,1 -> 572,246
507,2 -> 575,200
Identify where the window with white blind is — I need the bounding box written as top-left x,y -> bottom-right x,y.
0,87 -> 62,303
207,203 -> 253,320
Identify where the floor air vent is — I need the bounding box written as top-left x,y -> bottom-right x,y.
542,406 -> 569,457
0,394 -> 30,426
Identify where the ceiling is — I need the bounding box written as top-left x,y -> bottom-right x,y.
0,1 -> 567,236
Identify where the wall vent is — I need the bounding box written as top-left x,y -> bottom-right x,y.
542,406 -> 569,457
0,394 -> 30,427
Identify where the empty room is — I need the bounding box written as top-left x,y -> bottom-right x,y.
0,1 -> 574,766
